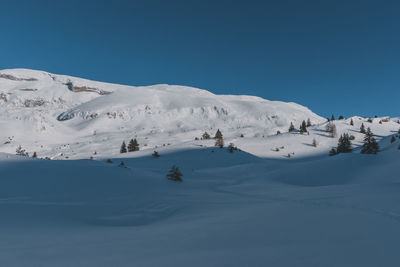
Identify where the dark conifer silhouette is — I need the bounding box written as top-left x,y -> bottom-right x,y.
299,120 -> 307,134
360,123 -> 366,134
214,129 -> 224,147
120,141 -> 127,153
128,138 -> 139,152
336,133 -> 353,154
361,128 -> 379,154
202,132 -> 211,140
166,165 -> 183,182
288,122 -> 295,132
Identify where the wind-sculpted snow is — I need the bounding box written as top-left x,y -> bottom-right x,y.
1,136 -> 400,266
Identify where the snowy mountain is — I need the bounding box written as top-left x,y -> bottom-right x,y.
0,68 -> 324,159
1,68 -> 400,266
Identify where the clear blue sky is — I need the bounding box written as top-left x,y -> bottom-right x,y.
1,0 -> 399,117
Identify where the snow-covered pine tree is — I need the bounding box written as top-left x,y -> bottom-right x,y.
120,141 -> 127,153
350,118 -> 354,126
166,165 -> 183,182
360,128 -> 379,154
307,118 -> 312,127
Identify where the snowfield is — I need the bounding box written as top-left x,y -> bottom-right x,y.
1,69 -> 400,266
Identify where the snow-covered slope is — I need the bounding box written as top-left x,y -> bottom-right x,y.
0,68 -> 324,158
1,130 -> 399,266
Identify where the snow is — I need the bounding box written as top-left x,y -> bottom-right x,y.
1,69 -> 400,266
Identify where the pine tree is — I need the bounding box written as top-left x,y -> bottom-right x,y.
391,136 -> 396,143
202,132 -> 211,140
16,146 -> 28,156
32,152 -> 37,158
128,138 -> 139,152
214,129 -> 222,139
166,165 -> 183,182
152,151 -> 160,158
299,120 -> 307,134
329,148 -> 337,156
120,141 -> 127,153
214,129 -> 224,147
338,115 -> 344,120
288,122 -> 295,132
360,128 -> 379,154
360,123 -> 366,134
307,118 -> 312,127
331,115 -> 335,121
336,133 -> 353,154
312,138 -> 317,147
326,122 -> 337,138
350,118 -> 354,126
227,143 -> 236,153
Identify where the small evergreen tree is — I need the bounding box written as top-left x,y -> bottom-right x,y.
120,141 -> 127,153
307,118 -> 312,127
128,138 -> 139,152
336,133 -> 353,154
331,114 -> 335,121
299,120 -> 307,134
360,123 -> 366,134
326,122 -> 337,138
338,115 -> 344,120
360,128 -> 379,154
118,161 -> 125,168
288,122 -> 295,132
214,129 -> 224,147
329,148 -> 337,156
202,132 -> 211,140
350,118 -> 354,126
166,165 -> 183,182
276,130 -> 281,135
32,152 -> 37,158
16,146 -> 28,156
227,143 -> 236,153
152,151 -> 160,158
391,136 -> 396,143
312,138 -> 317,147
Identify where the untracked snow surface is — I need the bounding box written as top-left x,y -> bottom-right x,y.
1,69 -> 400,266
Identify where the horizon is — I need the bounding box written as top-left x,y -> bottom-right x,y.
1,0 -> 399,117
